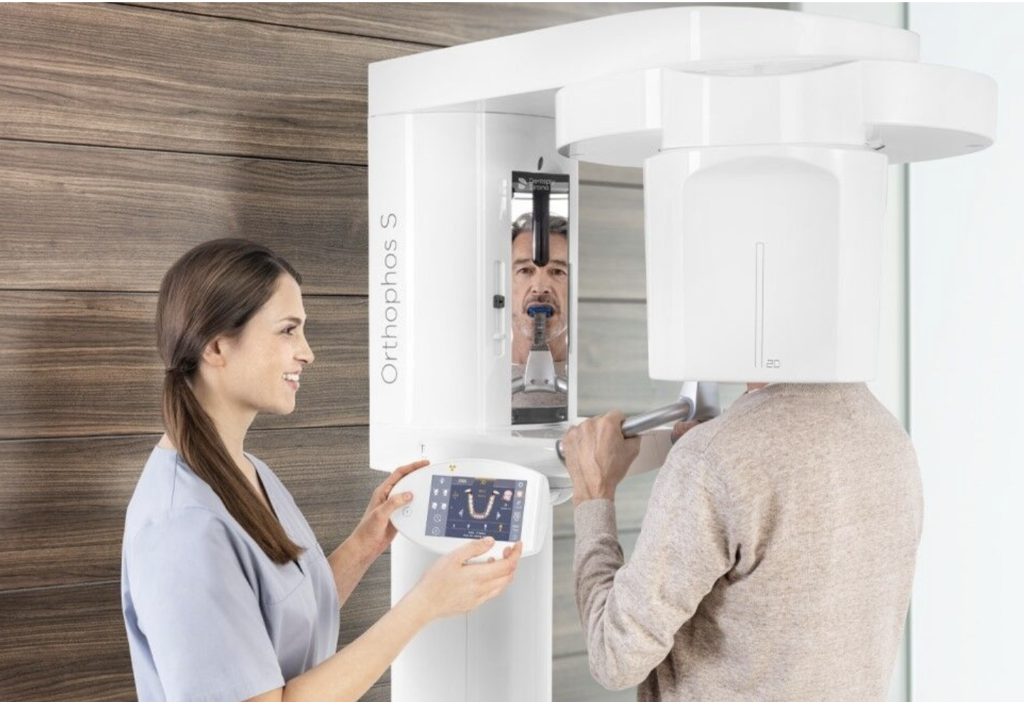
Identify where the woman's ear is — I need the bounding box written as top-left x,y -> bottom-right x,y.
201,336 -> 229,369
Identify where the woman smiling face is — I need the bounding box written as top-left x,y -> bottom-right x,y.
210,273 -> 315,418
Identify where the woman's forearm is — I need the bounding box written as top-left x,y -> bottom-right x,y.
327,537 -> 375,607
282,590 -> 429,702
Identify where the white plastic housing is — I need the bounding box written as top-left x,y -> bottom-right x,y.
644,146 -> 888,382
367,7 -> 997,702
368,111 -> 572,702
555,59 -> 993,382
369,7 -> 920,117
388,459 -> 550,561
556,62 -> 997,167
390,522 -> 552,702
368,112 -> 578,476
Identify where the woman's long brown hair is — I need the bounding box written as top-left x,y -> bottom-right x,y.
157,239 -> 304,564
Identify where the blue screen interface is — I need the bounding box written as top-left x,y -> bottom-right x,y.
424,475 -> 526,542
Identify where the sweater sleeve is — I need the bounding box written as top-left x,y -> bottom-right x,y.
573,448 -> 736,690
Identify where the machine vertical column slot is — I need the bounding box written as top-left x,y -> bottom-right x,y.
755,242 -> 766,369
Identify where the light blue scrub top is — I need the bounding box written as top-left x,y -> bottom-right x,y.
121,447 -> 340,702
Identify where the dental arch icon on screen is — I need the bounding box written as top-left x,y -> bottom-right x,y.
466,489 -> 499,520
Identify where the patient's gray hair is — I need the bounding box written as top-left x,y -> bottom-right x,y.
512,213 -> 568,241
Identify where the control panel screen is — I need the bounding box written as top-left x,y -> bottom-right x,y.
425,475 -> 526,542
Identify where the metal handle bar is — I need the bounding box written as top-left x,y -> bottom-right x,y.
555,398 -> 695,462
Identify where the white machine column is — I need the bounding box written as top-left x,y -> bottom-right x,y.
390,509 -> 553,702
370,111 -> 571,702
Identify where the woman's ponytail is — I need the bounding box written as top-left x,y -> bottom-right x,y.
157,240 -> 305,565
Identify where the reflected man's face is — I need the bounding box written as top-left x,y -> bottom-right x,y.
512,232 -> 568,346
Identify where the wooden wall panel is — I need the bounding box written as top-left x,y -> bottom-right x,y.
0,583 -> 136,701
0,293 -> 367,439
0,3 -> 419,163
137,3 -> 712,47
0,426 -> 373,591
0,141 -> 368,295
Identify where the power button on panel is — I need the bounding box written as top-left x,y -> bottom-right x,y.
402,507 -> 412,517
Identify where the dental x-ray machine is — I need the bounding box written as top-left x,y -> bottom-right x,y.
368,7 -> 995,702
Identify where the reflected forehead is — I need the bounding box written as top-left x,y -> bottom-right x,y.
512,232 -> 568,263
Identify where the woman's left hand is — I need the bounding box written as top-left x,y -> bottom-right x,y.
351,459 -> 430,562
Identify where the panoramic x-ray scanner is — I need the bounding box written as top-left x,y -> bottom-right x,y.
368,6 -> 995,701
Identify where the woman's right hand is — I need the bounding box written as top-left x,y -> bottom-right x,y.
410,538 -> 523,621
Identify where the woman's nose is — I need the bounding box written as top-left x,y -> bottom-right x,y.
298,336 -> 315,365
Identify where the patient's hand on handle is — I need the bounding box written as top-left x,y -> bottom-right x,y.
562,411 -> 641,506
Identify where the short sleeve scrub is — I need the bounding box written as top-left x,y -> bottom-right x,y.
121,446 -> 340,702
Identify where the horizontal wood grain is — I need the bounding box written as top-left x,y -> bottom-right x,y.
136,3 -> 710,48
0,3 -> 419,163
0,582 -> 136,701
0,141 -> 367,294
0,426 -> 374,591
0,139 -> 652,297
0,579 -> 391,700
359,682 -> 390,702
0,293 -> 368,440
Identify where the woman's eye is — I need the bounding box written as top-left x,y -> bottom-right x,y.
283,327 -> 296,336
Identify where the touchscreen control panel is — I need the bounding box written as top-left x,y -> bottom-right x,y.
389,459 -> 549,561
425,476 -> 527,542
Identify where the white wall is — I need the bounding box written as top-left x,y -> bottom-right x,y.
908,5 -> 1024,702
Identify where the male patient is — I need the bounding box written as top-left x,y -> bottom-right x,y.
561,382 -> 922,702
511,213 -> 569,412
511,213 -> 568,366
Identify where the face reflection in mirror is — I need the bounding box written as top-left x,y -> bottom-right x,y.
509,203 -> 569,423
511,226 -> 569,365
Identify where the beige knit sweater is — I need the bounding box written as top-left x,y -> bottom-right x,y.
574,383 -> 922,701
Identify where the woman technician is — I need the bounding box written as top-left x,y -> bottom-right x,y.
121,239 -> 522,702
